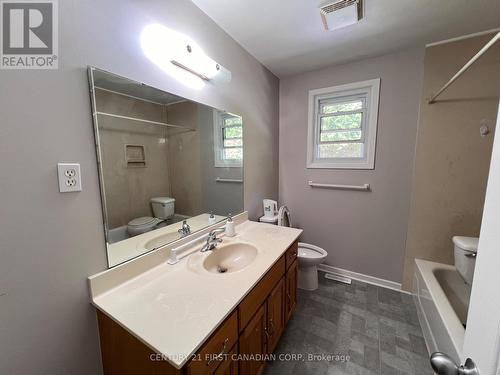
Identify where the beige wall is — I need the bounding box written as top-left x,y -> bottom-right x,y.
171,102 -> 244,216
96,90 -> 171,228
0,0 -> 279,373
279,47 -> 424,283
166,101 -> 202,216
166,101 -> 244,217
402,35 -> 500,289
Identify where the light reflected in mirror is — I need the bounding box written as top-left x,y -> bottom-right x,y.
88,67 -> 243,267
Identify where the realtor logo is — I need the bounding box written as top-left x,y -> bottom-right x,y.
1,0 -> 58,69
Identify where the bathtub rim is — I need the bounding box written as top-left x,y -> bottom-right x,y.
414,258 -> 466,362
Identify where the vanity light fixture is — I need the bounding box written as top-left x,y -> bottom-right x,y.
170,43 -> 231,83
140,24 -> 231,89
171,45 -> 210,81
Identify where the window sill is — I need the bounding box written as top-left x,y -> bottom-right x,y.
307,160 -> 374,170
215,162 -> 242,168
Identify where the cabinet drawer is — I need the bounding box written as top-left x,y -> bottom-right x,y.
187,311 -> 238,375
285,241 -> 298,270
238,256 -> 285,332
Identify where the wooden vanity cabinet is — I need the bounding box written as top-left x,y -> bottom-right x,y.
285,259 -> 298,324
96,310 -> 182,375
238,256 -> 285,331
96,240 -> 299,375
238,242 -> 298,375
265,278 -> 285,354
285,241 -> 298,269
238,278 -> 286,375
238,304 -> 267,375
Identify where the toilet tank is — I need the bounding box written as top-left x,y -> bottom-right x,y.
150,197 -> 175,219
452,236 -> 478,285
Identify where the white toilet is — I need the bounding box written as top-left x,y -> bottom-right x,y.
259,205 -> 328,291
296,243 -> 328,290
452,236 -> 479,285
127,197 -> 175,237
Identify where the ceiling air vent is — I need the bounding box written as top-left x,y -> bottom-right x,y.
319,0 -> 362,31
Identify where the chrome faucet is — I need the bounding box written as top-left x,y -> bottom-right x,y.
200,228 -> 225,252
178,220 -> 191,236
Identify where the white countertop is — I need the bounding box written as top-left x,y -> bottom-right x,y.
89,220 -> 302,368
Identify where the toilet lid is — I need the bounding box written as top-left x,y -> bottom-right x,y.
278,206 -> 292,227
128,216 -> 157,227
298,242 -> 327,258
452,236 -> 479,252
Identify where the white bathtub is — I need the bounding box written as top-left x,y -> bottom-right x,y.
413,259 -> 471,363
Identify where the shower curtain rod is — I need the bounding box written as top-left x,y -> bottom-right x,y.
428,31 -> 500,104
96,111 -> 195,131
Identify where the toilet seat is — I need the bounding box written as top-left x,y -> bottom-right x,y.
128,216 -> 157,227
127,216 -> 162,236
277,206 -> 292,227
298,242 -> 328,259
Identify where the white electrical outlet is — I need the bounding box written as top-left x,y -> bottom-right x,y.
57,163 -> 82,193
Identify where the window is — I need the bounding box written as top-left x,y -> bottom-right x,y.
214,111 -> 243,167
307,79 -> 380,169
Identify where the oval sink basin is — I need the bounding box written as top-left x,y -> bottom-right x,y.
203,243 -> 258,274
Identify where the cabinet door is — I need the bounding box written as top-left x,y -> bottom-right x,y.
285,259 -> 298,324
239,304 -> 266,375
285,241 -> 298,270
266,278 -> 284,354
214,345 -> 238,375
238,256 -> 285,332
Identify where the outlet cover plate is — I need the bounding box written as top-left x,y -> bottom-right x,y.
57,163 -> 82,192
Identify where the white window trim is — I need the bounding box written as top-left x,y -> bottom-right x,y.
213,110 -> 243,168
306,78 -> 380,169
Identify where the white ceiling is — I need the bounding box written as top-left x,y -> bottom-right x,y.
191,0 -> 500,77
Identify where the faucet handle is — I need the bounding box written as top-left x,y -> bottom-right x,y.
209,227 -> 225,237
178,220 -> 191,235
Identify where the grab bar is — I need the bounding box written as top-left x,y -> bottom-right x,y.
308,181 -> 370,191
216,178 -> 243,183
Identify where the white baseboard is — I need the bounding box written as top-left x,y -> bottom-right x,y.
318,263 -> 406,293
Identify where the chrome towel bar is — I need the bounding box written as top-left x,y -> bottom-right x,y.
308,181 -> 370,191
215,178 -> 243,183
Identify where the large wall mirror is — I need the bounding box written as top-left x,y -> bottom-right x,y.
88,67 -> 244,267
